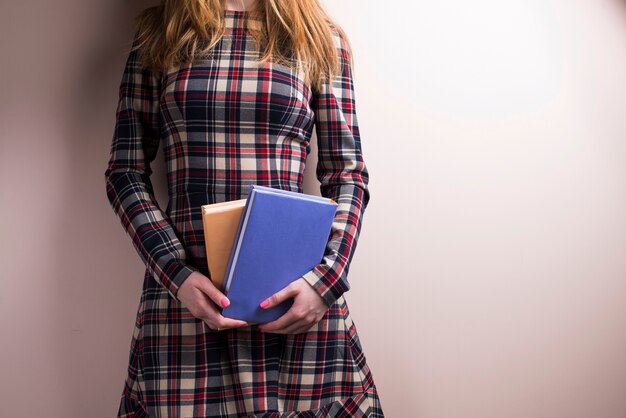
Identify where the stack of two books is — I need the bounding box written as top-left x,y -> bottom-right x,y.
201,184 -> 337,324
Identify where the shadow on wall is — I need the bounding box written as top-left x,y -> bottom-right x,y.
51,0 -> 161,415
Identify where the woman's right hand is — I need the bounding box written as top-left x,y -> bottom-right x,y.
176,271 -> 249,331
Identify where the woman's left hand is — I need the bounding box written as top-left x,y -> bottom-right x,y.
257,277 -> 329,334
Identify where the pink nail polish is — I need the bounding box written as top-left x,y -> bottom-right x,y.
260,299 -> 269,308
220,297 -> 229,307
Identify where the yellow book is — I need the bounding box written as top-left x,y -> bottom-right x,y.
201,199 -> 247,292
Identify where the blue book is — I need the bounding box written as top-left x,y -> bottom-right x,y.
221,184 -> 338,324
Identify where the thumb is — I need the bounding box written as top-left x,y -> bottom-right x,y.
261,281 -> 299,309
197,278 -> 230,308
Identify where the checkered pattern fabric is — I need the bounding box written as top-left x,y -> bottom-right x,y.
105,9 -> 383,417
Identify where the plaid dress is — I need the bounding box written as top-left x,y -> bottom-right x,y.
105,9 -> 383,417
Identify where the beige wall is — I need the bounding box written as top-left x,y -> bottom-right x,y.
2,0 -> 626,416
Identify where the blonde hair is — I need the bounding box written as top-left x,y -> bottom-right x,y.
128,0 -> 353,93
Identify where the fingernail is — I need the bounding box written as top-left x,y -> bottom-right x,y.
260,299 -> 269,308
220,297 -> 230,307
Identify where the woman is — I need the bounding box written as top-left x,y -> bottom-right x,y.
104,0 -> 383,416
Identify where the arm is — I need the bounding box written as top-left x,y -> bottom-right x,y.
299,28 -> 372,308
104,33 -> 199,301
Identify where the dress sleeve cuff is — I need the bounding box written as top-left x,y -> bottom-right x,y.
161,260 -> 201,301
300,263 -> 351,308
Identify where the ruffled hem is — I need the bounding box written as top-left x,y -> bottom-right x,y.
117,382 -> 383,418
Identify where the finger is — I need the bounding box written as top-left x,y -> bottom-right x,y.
203,314 -> 249,331
260,282 -> 299,309
272,318 -> 311,335
257,308 -> 299,332
202,302 -> 249,329
196,276 -> 230,308
293,321 -> 318,334
217,316 -> 250,329
194,294 -> 220,319
198,300 -> 226,328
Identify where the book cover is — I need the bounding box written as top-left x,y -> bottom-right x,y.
221,184 -> 338,323
200,199 -> 247,292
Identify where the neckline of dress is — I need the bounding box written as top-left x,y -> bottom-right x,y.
223,9 -> 264,32
224,9 -> 263,19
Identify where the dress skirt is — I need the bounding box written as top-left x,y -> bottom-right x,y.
116,268 -> 383,417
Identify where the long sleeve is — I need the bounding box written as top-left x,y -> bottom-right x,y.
300,29 -> 372,308
104,34 -> 200,301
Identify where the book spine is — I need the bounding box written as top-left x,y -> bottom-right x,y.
223,187 -> 256,294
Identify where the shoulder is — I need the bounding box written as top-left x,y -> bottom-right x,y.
328,22 -> 352,63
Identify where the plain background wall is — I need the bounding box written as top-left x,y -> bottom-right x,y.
2,0 -> 626,416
